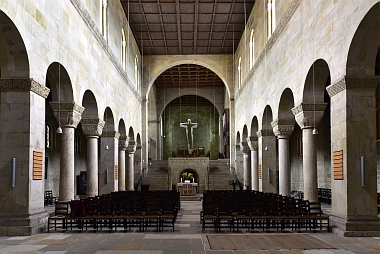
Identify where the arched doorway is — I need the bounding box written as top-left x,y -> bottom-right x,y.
179,168 -> 199,184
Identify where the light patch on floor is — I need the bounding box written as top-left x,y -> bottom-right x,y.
45,234 -> 71,240
1,245 -> 47,252
360,244 -> 380,251
6,236 -> 29,240
113,243 -> 143,250
35,239 -> 75,245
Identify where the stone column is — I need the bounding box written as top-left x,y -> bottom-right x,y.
81,118 -> 105,197
51,102 -> 84,201
118,137 -> 129,191
247,136 -> 259,191
326,76 -> 380,236
126,140 -> 137,191
256,129 -> 277,193
240,142 -> 251,190
271,119 -> 295,197
292,103 -> 326,202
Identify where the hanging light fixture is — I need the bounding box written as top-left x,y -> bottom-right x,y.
163,84 -> 166,138
56,61 -> 62,134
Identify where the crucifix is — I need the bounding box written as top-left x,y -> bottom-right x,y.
180,119 -> 197,154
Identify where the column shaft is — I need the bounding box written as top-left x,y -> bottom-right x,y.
118,149 -> 126,191
302,128 -> 318,201
86,137 -> 99,197
126,153 -> 134,191
243,152 -> 251,189
251,150 -> 259,190
278,137 -> 291,196
59,127 -> 75,201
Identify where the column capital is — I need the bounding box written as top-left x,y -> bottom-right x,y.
246,136 -> 258,151
0,78 -> 50,98
291,103 -> 327,129
271,119 -> 295,138
256,129 -> 274,138
101,131 -> 120,139
239,142 -> 250,154
127,140 -> 137,154
81,118 -> 105,137
327,76 -> 380,97
118,136 -> 130,150
50,102 -> 84,128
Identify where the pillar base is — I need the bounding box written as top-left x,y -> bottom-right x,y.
0,210 -> 49,236
330,215 -> 380,237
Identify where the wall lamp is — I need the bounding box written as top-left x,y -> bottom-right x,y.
11,158 -> 16,187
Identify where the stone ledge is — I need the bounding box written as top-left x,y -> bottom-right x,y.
0,210 -> 49,236
330,215 -> 380,237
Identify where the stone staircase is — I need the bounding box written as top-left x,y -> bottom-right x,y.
140,159 -> 235,191
208,159 -> 234,190
140,160 -> 170,190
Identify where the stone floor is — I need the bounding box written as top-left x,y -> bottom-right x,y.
0,201 -> 378,254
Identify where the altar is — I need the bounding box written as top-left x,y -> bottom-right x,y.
177,182 -> 198,196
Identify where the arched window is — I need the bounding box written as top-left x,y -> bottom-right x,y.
121,28 -> 126,70
267,0 -> 276,39
46,122 -> 55,148
297,132 -> 303,155
101,0 -> 108,38
134,56 -> 139,90
74,131 -> 81,154
249,29 -> 254,70
238,57 -> 242,89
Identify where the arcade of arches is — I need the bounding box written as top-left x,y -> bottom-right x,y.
0,0 -> 379,237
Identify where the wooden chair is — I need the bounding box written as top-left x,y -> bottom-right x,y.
44,190 -> 57,206
47,201 -> 68,232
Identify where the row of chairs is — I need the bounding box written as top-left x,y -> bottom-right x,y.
318,188 -> 332,205
48,191 -> 180,233
201,190 -> 330,233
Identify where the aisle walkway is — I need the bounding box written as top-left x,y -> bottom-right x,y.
0,201 -> 378,253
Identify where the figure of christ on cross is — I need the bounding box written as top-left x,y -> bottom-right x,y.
180,119 -> 198,154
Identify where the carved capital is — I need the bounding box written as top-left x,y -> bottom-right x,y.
239,142 -> 250,154
0,78 -> 50,98
271,119 -> 295,138
50,102 -> 84,128
256,129 -> 274,138
291,103 -> 327,129
246,136 -> 258,151
127,140 -> 137,154
81,118 -> 105,137
327,76 -> 380,97
101,131 -> 120,139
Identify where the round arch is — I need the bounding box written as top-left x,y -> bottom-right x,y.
0,10 -> 29,78
145,57 -> 232,100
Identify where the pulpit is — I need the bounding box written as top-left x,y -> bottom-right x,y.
177,182 -> 198,196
